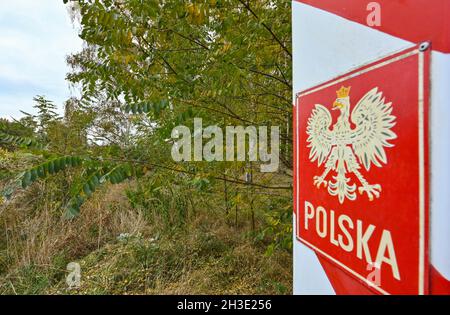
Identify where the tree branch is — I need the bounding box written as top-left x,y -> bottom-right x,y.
237,0 -> 292,58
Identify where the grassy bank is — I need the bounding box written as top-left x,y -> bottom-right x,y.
0,181 -> 291,295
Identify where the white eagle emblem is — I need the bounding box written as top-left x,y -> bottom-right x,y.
306,86 -> 397,204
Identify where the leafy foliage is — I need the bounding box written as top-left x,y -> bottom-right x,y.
65,163 -> 134,219
2,1 -> 293,255
0,132 -> 43,149
123,100 -> 169,115
18,156 -> 84,190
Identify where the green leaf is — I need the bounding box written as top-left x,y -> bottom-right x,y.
83,183 -> 92,197
0,131 -> 43,149
16,156 -> 84,191
64,206 -> 80,220
48,161 -> 55,174
21,171 -> 31,189
123,100 -> 168,115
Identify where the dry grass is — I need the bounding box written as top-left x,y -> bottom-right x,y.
0,180 -> 292,295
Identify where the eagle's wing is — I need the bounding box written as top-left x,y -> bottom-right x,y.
306,104 -> 333,166
350,87 -> 397,171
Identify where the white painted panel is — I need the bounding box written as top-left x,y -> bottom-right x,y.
430,52 -> 450,280
292,2 -> 415,103
293,214 -> 335,294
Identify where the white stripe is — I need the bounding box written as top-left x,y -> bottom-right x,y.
418,51 -> 425,295
429,51 -> 450,280
298,49 -> 418,97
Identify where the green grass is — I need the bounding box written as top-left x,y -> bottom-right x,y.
0,178 -> 292,295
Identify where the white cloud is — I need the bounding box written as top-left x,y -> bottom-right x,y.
0,0 -> 82,119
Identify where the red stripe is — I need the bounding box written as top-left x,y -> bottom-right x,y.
318,255 -> 450,295
430,266 -> 450,295
317,255 -> 376,295
294,0 -> 450,53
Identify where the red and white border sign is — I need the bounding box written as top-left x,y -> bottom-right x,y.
293,0 -> 450,295
294,45 -> 430,295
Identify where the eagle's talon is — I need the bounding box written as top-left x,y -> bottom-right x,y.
358,184 -> 381,201
313,176 -> 328,188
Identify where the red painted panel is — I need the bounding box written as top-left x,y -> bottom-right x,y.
294,0 -> 450,53
430,266 -> 450,295
295,45 -> 430,295
317,255 -> 374,295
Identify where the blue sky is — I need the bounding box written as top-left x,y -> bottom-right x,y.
0,0 -> 82,119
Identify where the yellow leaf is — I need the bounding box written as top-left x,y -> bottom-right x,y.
126,31 -> 132,45
222,42 -> 232,53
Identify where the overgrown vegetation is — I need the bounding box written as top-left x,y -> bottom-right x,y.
0,0 -> 292,294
